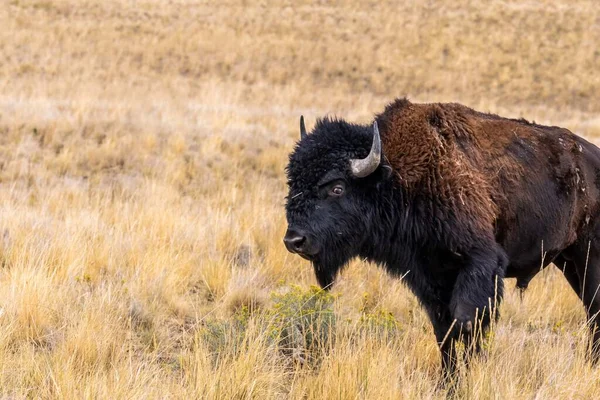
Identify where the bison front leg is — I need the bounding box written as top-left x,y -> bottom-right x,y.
428,306 -> 460,382
450,247 -> 506,358
426,307 -> 481,387
426,302 -> 470,388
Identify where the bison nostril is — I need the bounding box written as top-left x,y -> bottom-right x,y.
283,229 -> 309,254
291,236 -> 306,250
284,235 -> 306,252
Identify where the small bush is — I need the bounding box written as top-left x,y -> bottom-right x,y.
197,286 -> 335,367
268,285 -> 336,365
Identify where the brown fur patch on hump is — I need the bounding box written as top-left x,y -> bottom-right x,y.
377,98 -> 499,233
376,99 -> 444,185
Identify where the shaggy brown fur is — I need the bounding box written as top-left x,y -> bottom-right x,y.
377,98 -> 596,287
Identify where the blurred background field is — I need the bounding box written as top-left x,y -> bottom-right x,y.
0,0 -> 599,398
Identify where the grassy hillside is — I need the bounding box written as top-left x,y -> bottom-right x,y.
0,0 -> 599,398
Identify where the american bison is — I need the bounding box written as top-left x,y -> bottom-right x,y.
283,98 -> 600,378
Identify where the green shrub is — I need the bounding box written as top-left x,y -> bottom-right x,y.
268,285 -> 336,364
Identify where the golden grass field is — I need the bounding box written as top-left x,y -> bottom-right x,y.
1,0 -> 600,398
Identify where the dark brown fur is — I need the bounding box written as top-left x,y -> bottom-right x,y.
377,99 -> 596,285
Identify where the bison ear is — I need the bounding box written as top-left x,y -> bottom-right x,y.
374,165 -> 393,191
381,164 -> 393,180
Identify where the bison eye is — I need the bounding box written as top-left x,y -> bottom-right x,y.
329,184 -> 345,197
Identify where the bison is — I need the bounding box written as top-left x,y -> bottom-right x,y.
283,98 -> 600,378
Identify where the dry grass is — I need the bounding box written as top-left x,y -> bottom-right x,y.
0,0 -> 599,398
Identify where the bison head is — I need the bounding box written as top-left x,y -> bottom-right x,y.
284,116 -> 393,289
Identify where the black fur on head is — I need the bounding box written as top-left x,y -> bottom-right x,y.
284,117 -> 394,289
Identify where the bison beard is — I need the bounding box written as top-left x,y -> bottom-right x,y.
311,244 -> 355,289
313,258 -> 339,290
306,222 -> 362,289
284,98 -> 600,383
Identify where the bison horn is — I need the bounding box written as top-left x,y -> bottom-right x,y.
350,121 -> 381,178
300,115 -> 307,140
